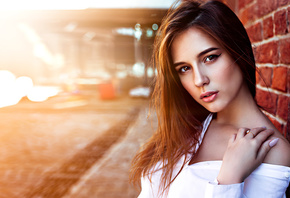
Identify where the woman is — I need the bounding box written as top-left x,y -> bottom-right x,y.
130,0 -> 290,197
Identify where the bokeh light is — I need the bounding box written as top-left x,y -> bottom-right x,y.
27,86 -> 60,102
14,76 -> 34,97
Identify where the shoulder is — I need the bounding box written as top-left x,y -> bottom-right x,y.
263,133 -> 290,167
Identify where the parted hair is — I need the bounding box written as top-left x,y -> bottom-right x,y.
130,0 -> 256,195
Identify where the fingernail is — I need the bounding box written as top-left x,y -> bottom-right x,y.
269,138 -> 279,147
262,126 -> 267,129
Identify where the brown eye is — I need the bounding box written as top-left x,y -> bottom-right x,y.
178,66 -> 191,73
204,54 -> 221,63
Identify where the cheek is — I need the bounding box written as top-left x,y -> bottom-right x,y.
218,63 -> 242,83
217,61 -> 232,76
220,64 -> 244,93
180,78 -> 200,99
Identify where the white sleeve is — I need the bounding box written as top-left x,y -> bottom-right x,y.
138,176 -> 155,198
204,181 -> 245,198
242,169 -> 290,198
204,168 -> 290,198
138,172 -> 163,198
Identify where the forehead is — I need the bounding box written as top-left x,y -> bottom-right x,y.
171,27 -> 221,62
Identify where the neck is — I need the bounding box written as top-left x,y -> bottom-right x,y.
215,84 -> 265,129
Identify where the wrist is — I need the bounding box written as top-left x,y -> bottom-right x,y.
217,175 -> 244,185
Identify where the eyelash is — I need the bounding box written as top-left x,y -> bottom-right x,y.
176,53 -> 222,74
177,66 -> 191,74
203,53 -> 221,63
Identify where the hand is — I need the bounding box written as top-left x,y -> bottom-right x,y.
217,127 -> 278,185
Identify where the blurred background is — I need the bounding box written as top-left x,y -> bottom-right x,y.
0,1 -> 175,197
0,0 -> 288,197
0,0 -> 175,102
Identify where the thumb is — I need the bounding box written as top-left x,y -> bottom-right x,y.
228,134 -> 236,144
257,138 -> 279,161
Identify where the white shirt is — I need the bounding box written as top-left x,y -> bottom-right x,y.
138,114 -> 290,198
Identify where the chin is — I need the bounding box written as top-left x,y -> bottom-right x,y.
202,104 -> 225,113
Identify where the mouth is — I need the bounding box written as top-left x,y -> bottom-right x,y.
200,91 -> 219,102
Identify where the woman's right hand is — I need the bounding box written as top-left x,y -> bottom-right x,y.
216,127 -> 278,185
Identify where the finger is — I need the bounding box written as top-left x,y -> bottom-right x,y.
245,126 -> 267,139
254,129 -> 274,145
236,128 -> 248,139
245,130 -> 255,138
228,134 -> 236,144
256,138 -> 279,161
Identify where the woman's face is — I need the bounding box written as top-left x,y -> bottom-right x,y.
171,27 -> 245,113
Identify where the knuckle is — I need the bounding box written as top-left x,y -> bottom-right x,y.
253,128 -> 261,133
252,126 -> 266,133
258,129 -> 273,138
250,139 -> 258,147
263,144 -> 271,152
265,129 -> 274,134
238,128 -> 247,133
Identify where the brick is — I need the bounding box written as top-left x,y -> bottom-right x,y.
257,0 -> 277,17
239,8 -> 249,25
252,45 -> 258,60
280,38 -> 290,64
256,89 -> 277,114
288,68 -> 290,93
267,116 -> 282,133
247,3 -> 258,22
258,67 -> 272,87
253,45 -> 259,63
274,9 -> 288,35
263,16 -> 273,39
246,22 -> 262,42
277,95 -> 288,121
255,70 -> 261,84
239,3 -> 257,25
255,41 -> 278,64
273,120 -> 283,133
272,67 -> 287,92
287,114 -> 290,141
239,0 -> 254,10
288,7 -> 290,34
267,115 -> 274,123
277,0 -> 289,7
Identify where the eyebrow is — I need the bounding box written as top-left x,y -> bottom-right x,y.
173,47 -> 219,68
198,47 -> 219,58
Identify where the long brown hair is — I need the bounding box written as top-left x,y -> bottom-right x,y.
130,0 -> 257,195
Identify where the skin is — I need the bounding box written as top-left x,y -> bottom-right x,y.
171,27 -> 290,184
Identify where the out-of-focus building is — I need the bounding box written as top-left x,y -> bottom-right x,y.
0,3 -> 172,96
0,0 -> 237,101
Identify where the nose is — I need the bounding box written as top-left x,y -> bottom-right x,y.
194,67 -> 209,87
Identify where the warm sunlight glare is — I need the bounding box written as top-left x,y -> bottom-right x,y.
0,70 -> 60,107
14,76 -> 34,97
0,0 -> 176,10
18,24 -> 64,69
27,86 -> 60,102
0,71 -> 31,108
0,0 -> 90,10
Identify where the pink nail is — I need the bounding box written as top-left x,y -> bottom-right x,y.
269,138 -> 279,147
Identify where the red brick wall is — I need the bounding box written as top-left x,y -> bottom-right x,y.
238,0 -> 289,141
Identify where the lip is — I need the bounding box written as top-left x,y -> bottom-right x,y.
200,91 -> 219,102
